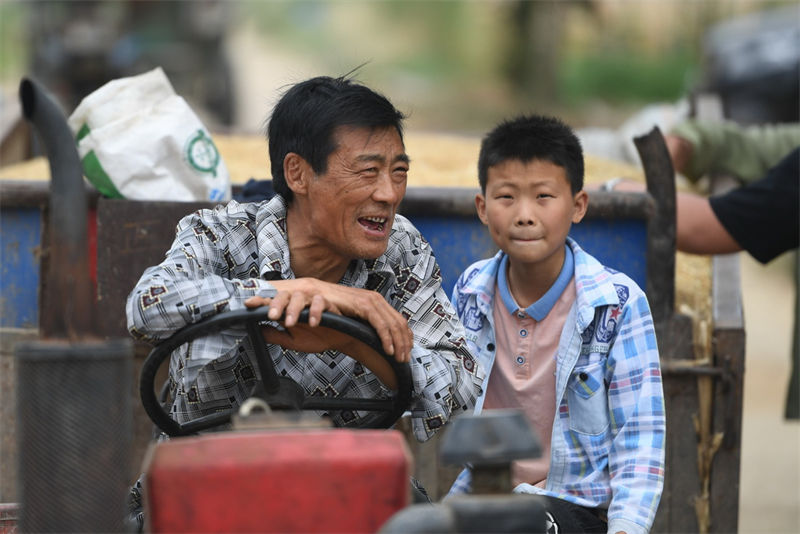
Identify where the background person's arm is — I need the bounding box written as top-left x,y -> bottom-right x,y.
669,119 -> 800,184
675,192 -> 742,255
599,177 -> 743,256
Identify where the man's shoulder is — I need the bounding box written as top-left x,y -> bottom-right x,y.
218,199 -> 264,220
390,213 -> 421,237
180,199 -> 261,226
385,214 -> 426,257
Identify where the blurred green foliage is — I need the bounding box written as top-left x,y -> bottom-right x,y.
0,0 -> 788,131
236,0 -> 703,127
559,46 -> 698,106
0,2 -> 26,79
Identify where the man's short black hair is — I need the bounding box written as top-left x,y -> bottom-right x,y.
478,114 -> 584,194
267,75 -> 407,203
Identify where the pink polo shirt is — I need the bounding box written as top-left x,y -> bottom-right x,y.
483,251 -> 576,488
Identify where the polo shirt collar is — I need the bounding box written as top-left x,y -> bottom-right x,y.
497,244 -> 574,321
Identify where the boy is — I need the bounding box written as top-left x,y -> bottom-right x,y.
448,115 -> 665,534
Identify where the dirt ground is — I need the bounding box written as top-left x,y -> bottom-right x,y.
737,251 -> 799,534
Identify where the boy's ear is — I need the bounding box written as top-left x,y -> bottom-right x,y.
284,153 -> 312,196
475,193 -> 489,225
571,190 -> 589,224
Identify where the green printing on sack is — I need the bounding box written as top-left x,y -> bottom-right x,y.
184,129 -> 220,177
76,123 -> 91,142
82,150 -> 124,198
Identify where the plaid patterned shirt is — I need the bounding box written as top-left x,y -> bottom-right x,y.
126,196 -> 483,441
448,237 -> 665,534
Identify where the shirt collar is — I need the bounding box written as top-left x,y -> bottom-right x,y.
255,195 -> 293,280
497,244 -> 574,321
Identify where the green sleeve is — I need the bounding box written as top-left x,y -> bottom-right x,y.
669,119 -> 800,183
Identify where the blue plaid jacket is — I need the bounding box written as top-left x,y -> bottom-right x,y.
448,237 -> 665,534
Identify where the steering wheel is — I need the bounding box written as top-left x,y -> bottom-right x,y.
140,306 -> 413,437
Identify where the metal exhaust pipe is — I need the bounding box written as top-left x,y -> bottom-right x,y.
15,78 -> 133,533
19,77 -> 93,340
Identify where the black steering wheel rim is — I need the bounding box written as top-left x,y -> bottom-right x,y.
140,306 -> 413,437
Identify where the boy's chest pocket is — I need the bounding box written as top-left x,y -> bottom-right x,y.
566,361 -> 609,435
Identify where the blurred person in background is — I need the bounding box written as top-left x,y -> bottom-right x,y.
602,120 -> 800,420
664,119 -> 800,187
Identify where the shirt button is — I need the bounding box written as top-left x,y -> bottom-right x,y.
519,329 -> 528,337
579,372 -> 588,381
516,356 -> 525,364
517,312 -> 526,319
487,343 -> 495,351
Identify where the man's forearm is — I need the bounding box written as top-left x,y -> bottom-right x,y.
126,265 -> 274,341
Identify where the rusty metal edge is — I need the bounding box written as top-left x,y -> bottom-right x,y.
0,180 -> 98,210
399,186 -> 654,219
2,182 -> 654,221
633,127 -> 677,325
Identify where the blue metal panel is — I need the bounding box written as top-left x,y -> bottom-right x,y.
409,215 -> 647,297
570,219 -> 648,290
411,216 -> 497,297
0,203 -> 648,328
1,208 -> 41,328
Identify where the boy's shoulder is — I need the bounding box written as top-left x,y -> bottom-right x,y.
456,253 -> 503,291
570,238 -> 644,293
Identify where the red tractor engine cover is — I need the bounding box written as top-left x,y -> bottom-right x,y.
143,428 -> 412,533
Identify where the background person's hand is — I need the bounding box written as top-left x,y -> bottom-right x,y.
664,134 -> 694,175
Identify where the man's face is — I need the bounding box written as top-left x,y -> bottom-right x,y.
476,158 -> 587,273
304,125 -> 409,261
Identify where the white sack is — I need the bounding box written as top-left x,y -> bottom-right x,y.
68,67 -> 231,202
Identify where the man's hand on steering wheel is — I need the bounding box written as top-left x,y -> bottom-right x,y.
245,278 -> 414,363
140,305 -> 413,436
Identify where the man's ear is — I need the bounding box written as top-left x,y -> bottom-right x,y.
571,190 -> 589,224
475,193 -> 489,225
283,153 -> 312,196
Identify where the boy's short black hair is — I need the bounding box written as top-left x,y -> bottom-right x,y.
267,75 -> 406,203
478,114 -> 584,194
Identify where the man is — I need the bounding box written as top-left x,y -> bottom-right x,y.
126,75 -> 484,441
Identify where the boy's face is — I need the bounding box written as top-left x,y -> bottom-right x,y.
476,158 -> 588,271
